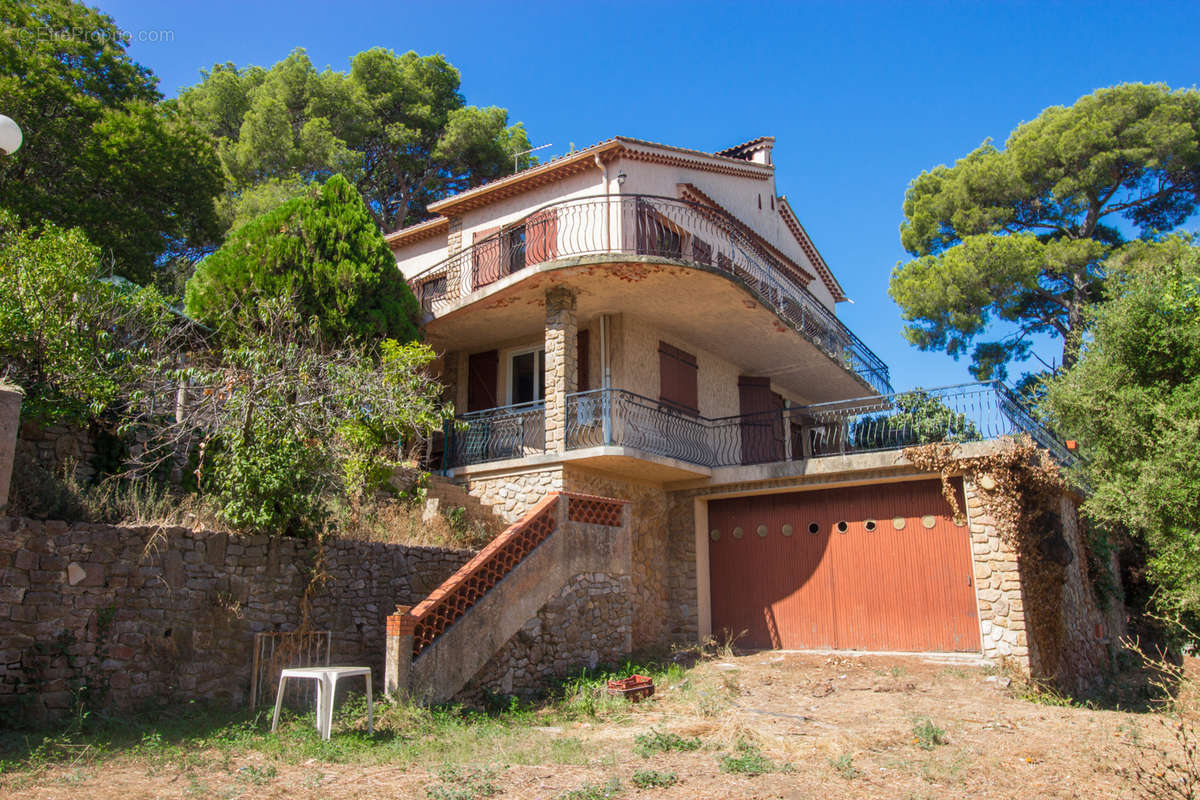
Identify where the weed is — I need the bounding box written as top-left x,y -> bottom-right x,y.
424,765 -> 499,800
235,764 -> 277,785
719,738 -> 781,776
830,753 -> 860,779
633,729 -> 701,758
912,719 -> 948,750
631,769 -> 677,788
558,776 -> 622,799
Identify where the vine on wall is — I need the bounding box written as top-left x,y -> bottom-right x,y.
904,435 -> 1080,684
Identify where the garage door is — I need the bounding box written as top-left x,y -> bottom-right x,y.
707,479 -> 979,653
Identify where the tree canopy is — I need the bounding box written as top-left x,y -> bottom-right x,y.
184,174 -> 419,345
0,209 -> 178,423
1046,238 -> 1200,616
889,83 -> 1200,381
0,0 -> 224,283
174,48 -> 534,235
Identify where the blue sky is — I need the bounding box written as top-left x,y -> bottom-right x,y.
99,0 -> 1199,390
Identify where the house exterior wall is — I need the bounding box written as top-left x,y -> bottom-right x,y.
562,467 -> 670,651
609,154 -> 837,311
457,170 -> 612,251
392,233 -> 449,281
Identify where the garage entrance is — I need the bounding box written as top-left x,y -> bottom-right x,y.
707,479 -> 980,653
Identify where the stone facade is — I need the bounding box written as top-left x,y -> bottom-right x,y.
964,480 -> 1122,691
0,517 -> 472,720
464,467 -> 563,524
543,287 -> 577,454
463,571 -> 633,700
563,467 -> 669,650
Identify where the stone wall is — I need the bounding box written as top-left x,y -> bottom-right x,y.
462,571 -> 633,701
964,481 -> 1122,691
563,467 -> 669,650
16,420 -> 100,485
464,467 -> 563,524
0,517 -> 473,720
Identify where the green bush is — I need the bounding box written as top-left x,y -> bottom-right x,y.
208,424 -> 328,537
185,174 -> 419,346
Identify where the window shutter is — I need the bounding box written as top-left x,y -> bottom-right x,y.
467,350 -> 499,412
473,227 -> 503,288
658,341 -> 698,414
526,208 -> 558,265
738,376 -> 784,464
577,329 -> 590,392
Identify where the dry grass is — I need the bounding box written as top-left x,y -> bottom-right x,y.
3,651 -> 1195,799
327,496 -> 496,551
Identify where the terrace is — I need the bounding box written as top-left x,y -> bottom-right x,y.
441,381 -> 1071,473
406,194 -> 892,396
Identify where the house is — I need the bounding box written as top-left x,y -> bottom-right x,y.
384,136 -> 1121,702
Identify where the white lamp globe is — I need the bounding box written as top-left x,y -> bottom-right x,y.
0,115 -> 22,155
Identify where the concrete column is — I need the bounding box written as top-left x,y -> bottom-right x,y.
0,384 -> 23,514
384,606 -> 415,697
544,287 -> 577,455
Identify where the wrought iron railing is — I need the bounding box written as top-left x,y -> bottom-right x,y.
444,400 -> 545,466
445,383 -> 1070,470
406,194 -> 892,394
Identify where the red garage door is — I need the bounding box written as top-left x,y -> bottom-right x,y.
708,480 -> 979,653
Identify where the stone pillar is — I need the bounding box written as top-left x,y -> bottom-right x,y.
544,287 -> 578,455
384,606 -> 415,697
0,384 -> 23,514
964,478 -> 1030,671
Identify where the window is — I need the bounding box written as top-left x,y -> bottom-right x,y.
658,341 -> 698,414
635,201 -> 685,259
509,347 -> 546,405
507,225 -> 526,275
418,275 -> 447,312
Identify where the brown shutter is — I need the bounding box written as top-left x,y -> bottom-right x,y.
526,208 -> 558,265
473,226 -> 503,288
467,350 -> 499,412
576,329 -> 590,392
659,341 -> 698,414
738,377 -> 784,464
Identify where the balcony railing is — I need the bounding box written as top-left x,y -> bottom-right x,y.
443,382 -> 1070,470
407,194 -> 892,394
444,400 -> 545,466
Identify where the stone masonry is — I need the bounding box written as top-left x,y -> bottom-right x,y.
964,478 -> 1122,691
463,571 -> 633,701
543,286 -> 577,455
464,467 -> 563,525
0,517 -> 472,720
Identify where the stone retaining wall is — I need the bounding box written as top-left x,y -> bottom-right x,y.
0,517 -> 473,721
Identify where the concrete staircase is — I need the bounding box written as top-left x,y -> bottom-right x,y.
385,492 -> 631,704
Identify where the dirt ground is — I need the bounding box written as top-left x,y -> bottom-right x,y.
2,651 -> 1175,800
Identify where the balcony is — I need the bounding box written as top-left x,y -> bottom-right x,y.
407,194 -> 892,395
441,382 -> 1071,472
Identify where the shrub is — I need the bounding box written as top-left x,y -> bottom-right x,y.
208,423 -> 328,537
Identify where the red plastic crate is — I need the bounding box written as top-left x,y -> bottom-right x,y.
607,674 -> 654,701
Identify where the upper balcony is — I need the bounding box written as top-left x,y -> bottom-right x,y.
405,194 -> 892,396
